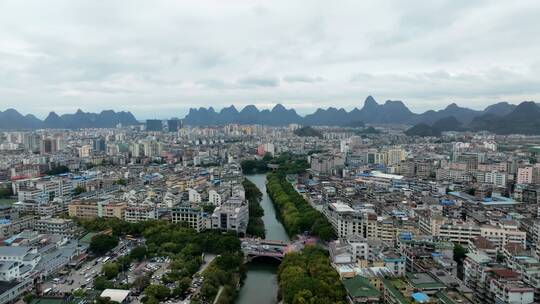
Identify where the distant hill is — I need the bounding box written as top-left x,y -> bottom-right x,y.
183,104 -> 303,126
431,116 -> 464,132
406,101 -> 540,136
356,126 -> 380,134
413,103 -> 481,124
469,102 -> 540,134
2,97 -> 539,134
406,116 -> 464,137
405,123 -> 441,137
483,102 -> 517,116
293,126 -> 323,138
183,96 -> 525,127
0,109 -> 139,130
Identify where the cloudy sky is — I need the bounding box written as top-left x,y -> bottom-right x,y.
1,0 -> 540,118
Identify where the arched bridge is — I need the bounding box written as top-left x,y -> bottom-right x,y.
241,238 -> 301,262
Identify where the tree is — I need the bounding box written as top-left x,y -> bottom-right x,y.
72,289 -> 86,298
130,245 -> 147,261
0,187 -> 13,198
23,293 -> 35,304
453,244 -> 467,264
172,277 -> 192,296
262,152 -> 273,161
142,297 -> 159,304
216,286 -> 236,304
74,186 -> 86,195
95,297 -> 114,304
102,262 -> 120,279
200,283 -> 218,300
144,284 -> 170,301
278,247 -> 346,304
90,234 -> 118,255
114,178 -> 127,186
94,276 -> 114,290
133,274 -> 151,292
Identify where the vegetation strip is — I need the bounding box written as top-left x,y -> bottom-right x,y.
277,246 -> 347,304
243,178 -> 265,238
266,172 -> 334,240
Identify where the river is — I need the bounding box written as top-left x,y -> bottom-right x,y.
236,174 -> 289,304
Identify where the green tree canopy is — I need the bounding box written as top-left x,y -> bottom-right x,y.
90,234 -> 118,255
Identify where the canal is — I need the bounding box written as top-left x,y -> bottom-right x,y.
236,174 -> 289,304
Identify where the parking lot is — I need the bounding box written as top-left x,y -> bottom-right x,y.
41,238 -> 134,294
40,239 -> 217,304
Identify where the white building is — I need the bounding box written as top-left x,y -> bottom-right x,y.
188,188 -> 203,203
124,205 -> 156,223
208,187 -> 229,206
0,261 -> 24,281
35,218 -> 76,237
210,197 -> 249,234
0,247 -> 40,269
324,202 -> 362,239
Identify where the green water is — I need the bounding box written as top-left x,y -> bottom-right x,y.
236,174 -> 290,304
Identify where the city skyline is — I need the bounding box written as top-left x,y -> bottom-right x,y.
1,1 -> 540,117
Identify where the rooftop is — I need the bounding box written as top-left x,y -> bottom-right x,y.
342,276 -> 381,299
100,289 -> 131,303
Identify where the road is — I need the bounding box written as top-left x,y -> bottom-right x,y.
42,238 -> 133,293
198,254 -> 217,275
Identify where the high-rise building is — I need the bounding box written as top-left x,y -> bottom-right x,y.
146,119 -> 163,132
40,138 -> 57,154
167,119 -> 182,132
93,137 -> 106,152
78,145 -> 92,158
22,133 -> 41,153
143,141 -> 162,157
130,143 -> 142,157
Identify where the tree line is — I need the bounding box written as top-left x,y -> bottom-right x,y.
266,173 -> 334,241
243,178 -> 265,238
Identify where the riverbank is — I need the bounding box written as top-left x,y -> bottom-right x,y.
236,174 -> 289,304
266,172 -> 334,241
243,178 -> 265,238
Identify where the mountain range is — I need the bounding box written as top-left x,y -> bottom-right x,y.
0,109 -> 138,129
1,96 -> 539,134
183,96 -> 526,127
406,101 -> 540,136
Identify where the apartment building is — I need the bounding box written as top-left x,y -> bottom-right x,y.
35,218 -> 76,237
124,205 -> 156,223
171,204 -> 206,232
208,187 -> 230,206
15,177 -> 73,203
188,187 -> 205,203
480,221 -> 526,249
439,221 -> 481,244
210,196 -> 248,234
325,202 -> 362,239
68,199 -> 126,220
463,252 -> 493,299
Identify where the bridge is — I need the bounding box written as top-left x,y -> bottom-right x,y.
241,238 -> 305,262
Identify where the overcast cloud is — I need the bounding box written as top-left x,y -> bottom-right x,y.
1,0 -> 539,118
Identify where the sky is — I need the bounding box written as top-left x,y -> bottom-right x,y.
1,0 -> 540,119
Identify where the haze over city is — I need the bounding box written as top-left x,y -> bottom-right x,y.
1,0 -> 540,118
